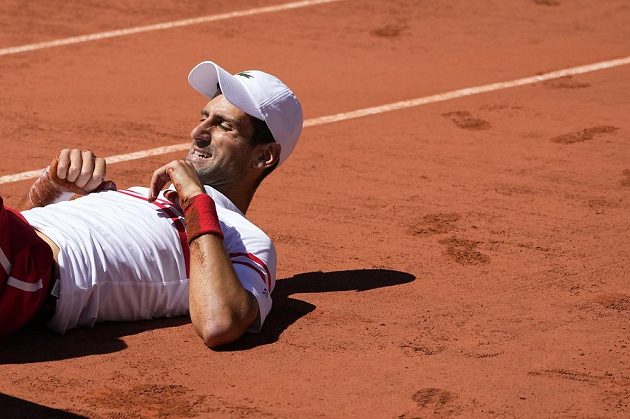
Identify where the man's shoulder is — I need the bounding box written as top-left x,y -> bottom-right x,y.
218,207 -> 273,247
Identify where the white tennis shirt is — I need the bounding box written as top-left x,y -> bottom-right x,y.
22,186 -> 275,334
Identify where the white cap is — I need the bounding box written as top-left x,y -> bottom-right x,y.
188,61 -> 303,166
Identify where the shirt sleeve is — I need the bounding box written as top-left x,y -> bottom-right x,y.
230,250 -> 275,333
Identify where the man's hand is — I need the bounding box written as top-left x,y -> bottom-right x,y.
148,160 -> 205,206
52,149 -> 114,194
28,149 -> 116,208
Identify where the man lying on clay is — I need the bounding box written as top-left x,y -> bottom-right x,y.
0,60 -> 302,347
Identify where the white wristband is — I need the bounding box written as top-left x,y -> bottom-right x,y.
28,167 -> 74,207
43,167 -> 74,203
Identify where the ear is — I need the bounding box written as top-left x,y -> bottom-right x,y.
253,143 -> 281,170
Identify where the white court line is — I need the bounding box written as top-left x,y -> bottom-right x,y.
1,55 -> 629,185
0,0 -> 343,57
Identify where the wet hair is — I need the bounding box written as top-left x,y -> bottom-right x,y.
248,116 -> 279,184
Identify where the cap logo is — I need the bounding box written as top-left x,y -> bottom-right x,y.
236,71 -> 254,79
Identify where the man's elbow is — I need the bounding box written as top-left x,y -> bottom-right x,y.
196,308 -> 257,348
198,319 -> 246,348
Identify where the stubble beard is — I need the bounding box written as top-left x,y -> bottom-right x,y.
186,147 -> 230,188
194,159 -> 243,189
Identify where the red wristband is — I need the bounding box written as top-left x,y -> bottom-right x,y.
182,194 -> 224,243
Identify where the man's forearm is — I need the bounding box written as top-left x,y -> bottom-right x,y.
147,159 -> 257,347
188,234 -> 258,348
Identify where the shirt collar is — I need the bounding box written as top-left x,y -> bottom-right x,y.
203,185 -> 243,216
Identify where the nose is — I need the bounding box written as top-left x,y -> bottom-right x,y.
190,120 -> 205,139
190,121 -> 211,148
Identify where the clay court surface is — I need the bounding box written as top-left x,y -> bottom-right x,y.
1,0 -> 629,417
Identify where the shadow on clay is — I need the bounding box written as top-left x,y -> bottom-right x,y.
0,393 -> 88,417
217,268 -> 416,351
0,316 -> 189,364
0,269 -> 414,360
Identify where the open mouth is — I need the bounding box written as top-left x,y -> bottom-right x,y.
192,150 -> 212,159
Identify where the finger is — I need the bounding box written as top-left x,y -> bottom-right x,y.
83,157 -> 106,192
66,149 -> 83,182
167,161 -> 205,201
49,157 -> 60,179
75,150 -> 96,189
148,164 -> 174,202
96,157 -> 106,179
56,149 -> 71,180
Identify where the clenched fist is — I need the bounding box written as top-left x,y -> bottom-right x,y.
28,149 -> 117,207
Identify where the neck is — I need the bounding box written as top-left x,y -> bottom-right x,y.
212,182 -> 257,215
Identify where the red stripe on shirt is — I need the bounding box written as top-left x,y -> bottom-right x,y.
232,260 -> 267,286
116,190 -> 190,277
229,252 -> 271,289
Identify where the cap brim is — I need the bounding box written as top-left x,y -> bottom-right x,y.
188,61 -> 264,120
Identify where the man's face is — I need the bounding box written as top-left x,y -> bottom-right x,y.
186,95 -> 256,187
